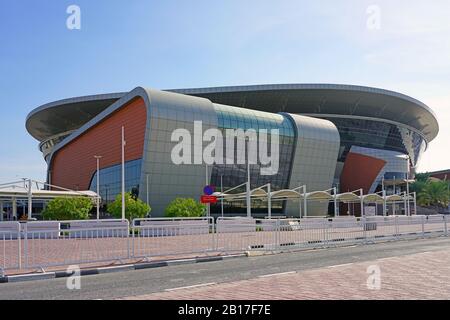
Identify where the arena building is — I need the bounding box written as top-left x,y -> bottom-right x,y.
26,84 -> 439,216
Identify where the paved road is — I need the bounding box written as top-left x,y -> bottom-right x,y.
1,237 -> 450,300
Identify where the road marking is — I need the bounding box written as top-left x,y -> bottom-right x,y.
165,282 -> 217,292
327,263 -> 354,268
258,271 -> 297,278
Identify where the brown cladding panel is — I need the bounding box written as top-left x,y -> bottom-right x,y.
50,98 -> 147,190
340,152 -> 386,194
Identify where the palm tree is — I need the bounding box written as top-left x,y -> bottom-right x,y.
417,181 -> 449,208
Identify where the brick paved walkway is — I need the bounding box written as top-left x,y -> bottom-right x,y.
118,249 -> 450,300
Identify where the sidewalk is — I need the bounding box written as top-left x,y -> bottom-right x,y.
118,248 -> 450,300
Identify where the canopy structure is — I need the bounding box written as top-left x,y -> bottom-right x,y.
213,183 -> 417,218
0,179 -> 99,221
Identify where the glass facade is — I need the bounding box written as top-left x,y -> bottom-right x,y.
89,159 -> 142,204
324,117 -> 427,167
210,104 -> 297,215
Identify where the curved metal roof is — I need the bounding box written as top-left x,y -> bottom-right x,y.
26,84 -> 439,142
26,92 -> 125,141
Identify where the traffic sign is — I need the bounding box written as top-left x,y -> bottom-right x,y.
201,195 -> 217,204
203,185 -> 215,196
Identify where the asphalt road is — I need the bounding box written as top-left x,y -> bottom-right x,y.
1,237 -> 450,300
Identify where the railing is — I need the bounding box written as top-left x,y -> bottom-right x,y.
0,215 -> 449,274
131,217 -> 215,259
216,215 -> 450,253
15,220 -> 129,271
0,222 -> 21,275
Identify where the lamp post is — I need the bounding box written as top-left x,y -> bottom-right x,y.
220,174 -> 224,217
121,126 -> 126,221
205,164 -> 210,217
246,137 -> 251,218
94,155 -> 103,220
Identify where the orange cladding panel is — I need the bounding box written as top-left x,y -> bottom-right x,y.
340,152 -> 386,194
50,98 -> 147,190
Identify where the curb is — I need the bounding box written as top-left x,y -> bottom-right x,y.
0,253 -> 247,284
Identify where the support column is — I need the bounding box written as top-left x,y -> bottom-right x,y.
360,189 -> 364,218
28,179 -> 33,220
414,192 -> 417,216
333,187 -> 338,217
383,190 -> 387,216
267,183 -> 271,219
12,197 -> 17,220
303,186 -> 307,218
403,192 -> 407,216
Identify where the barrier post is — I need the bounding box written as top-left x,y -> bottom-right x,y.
126,220 -> 131,259
211,218 -> 216,252
421,215 -> 425,238
17,222 -> 22,270
276,219 -> 280,250
23,222 -> 28,269
445,215 -> 448,237
362,216 -> 367,244
394,216 -> 399,239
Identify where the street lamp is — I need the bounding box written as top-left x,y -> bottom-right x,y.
94,155 -> 103,220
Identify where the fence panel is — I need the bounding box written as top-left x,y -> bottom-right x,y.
326,217 -> 366,246
0,222 -> 21,274
395,216 -> 425,239
132,217 -> 215,259
216,218 -> 278,252
364,216 -> 397,242
22,220 -> 129,270
276,218 -> 327,250
423,215 -> 447,236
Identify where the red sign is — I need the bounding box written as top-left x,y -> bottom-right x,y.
201,195 -> 217,204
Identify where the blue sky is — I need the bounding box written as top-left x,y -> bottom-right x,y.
0,0 -> 449,181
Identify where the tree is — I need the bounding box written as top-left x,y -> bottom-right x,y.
42,197 -> 93,221
107,192 -> 150,221
417,180 -> 450,208
165,198 -> 206,217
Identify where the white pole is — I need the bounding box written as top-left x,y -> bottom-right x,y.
414,192 -> 417,216
246,148 -> 251,218
403,191 -> 407,216
146,173 -> 149,207
12,197 -> 17,220
205,164 -> 210,218
333,187 -> 338,217
360,189 -> 364,217
27,179 -> 32,220
303,185 -> 307,218
393,176 -> 396,194
94,156 -> 102,220
121,126 -> 126,221
406,180 -> 410,216
220,175 -> 224,217
383,190 -> 387,216
267,183 -> 271,219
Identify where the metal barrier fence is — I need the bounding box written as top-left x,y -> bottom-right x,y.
0,222 -> 21,275
215,215 -> 450,253
131,217 -> 215,259
22,220 -> 130,270
0,215 -> 449,273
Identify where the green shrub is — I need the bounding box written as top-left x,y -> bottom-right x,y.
164,198 -> 206,217
42,197 -> 93,221
107,192 -> 151,221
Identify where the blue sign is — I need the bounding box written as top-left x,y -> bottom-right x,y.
203,185 -> 215,196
